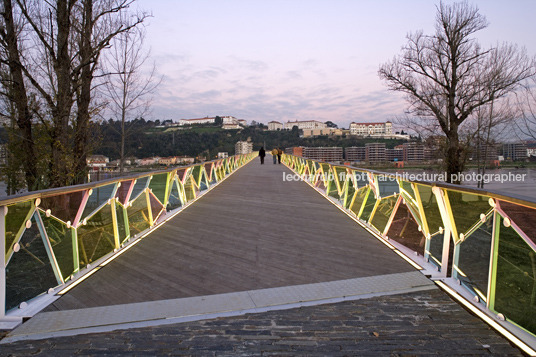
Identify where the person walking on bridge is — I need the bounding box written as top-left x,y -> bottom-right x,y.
259,147 -> 266,164
271,148 -> 278,164
277,148 -> 283,164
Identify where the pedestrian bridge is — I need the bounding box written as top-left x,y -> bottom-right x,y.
0,153 -> 535,355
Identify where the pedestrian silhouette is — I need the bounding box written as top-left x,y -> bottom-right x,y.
259,147 -> 266,164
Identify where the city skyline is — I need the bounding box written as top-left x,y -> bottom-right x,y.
136,0 -> 536,128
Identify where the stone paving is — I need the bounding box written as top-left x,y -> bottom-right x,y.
0,289 -> 522,356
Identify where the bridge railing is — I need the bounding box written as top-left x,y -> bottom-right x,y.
282,154 -> 536,338
0,153 -> 256,318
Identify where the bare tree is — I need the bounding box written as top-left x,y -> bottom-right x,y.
71,0 -> 149,182
102,16 -> 160,174
0,0 -> 147,189
379,1 -> 535,183
517,76 -> 536,142
469,97 -> 516,188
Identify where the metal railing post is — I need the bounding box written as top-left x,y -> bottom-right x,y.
488,208 -> 500,311
72,227 -> 80,274
383,195 -> 403,237
146,188 -> 154,227
111,198 -> 120,249
433,187 -> 455,278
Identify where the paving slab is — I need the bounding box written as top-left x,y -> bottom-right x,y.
0,289 -> 523,356
3,271 -> 434,343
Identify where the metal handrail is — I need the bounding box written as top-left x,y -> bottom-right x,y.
291,155 -> 536,208
283,153 -> 536,345
0,152 -> 256,322
0,156 -> 236,206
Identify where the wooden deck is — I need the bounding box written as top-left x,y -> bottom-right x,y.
46,160 -> 414,311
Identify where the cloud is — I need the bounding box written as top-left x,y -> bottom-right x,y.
190,69 -> 224,80
190,90 -> 222,100
302,59 -> 317,67
228,56 -> 269,72
153,53 -> 189,65
285,71 -> 302,80
146,56 -> 407,128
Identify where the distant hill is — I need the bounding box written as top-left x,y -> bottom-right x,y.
92,120 -> 407,160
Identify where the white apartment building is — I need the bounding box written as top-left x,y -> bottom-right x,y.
350,122 -> 392,136
178,117 -> 215,126
302,128 -> 343,137
283,120 -> 326,130
222,116 -> 237,124
268,121 -> 283,130
177,116 -> 247,127
87,155 -> 109,168
235,141 -> 253,155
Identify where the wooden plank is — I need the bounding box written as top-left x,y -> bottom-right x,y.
47,161 -> 414,311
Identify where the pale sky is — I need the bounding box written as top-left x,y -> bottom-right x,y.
134,0 -> 536,128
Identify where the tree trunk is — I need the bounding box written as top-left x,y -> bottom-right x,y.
445,125 -> 464,184
479,99 -> 496,189
120,114 -> 125,174
73,0 -> 93,184
50,0 -> 74,188
2,0 -> 38,190
119,36 -> 128,175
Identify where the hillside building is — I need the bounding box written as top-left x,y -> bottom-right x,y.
268,121 -> 283,130
178,117 -> 215,126
87,155 -> 109,168
235,141 -> 253,155
350,122 -> 392,137
283,120 -> 327,130
302,128 -> 343,137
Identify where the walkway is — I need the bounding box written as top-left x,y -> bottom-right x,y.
46,160 -> 413,311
